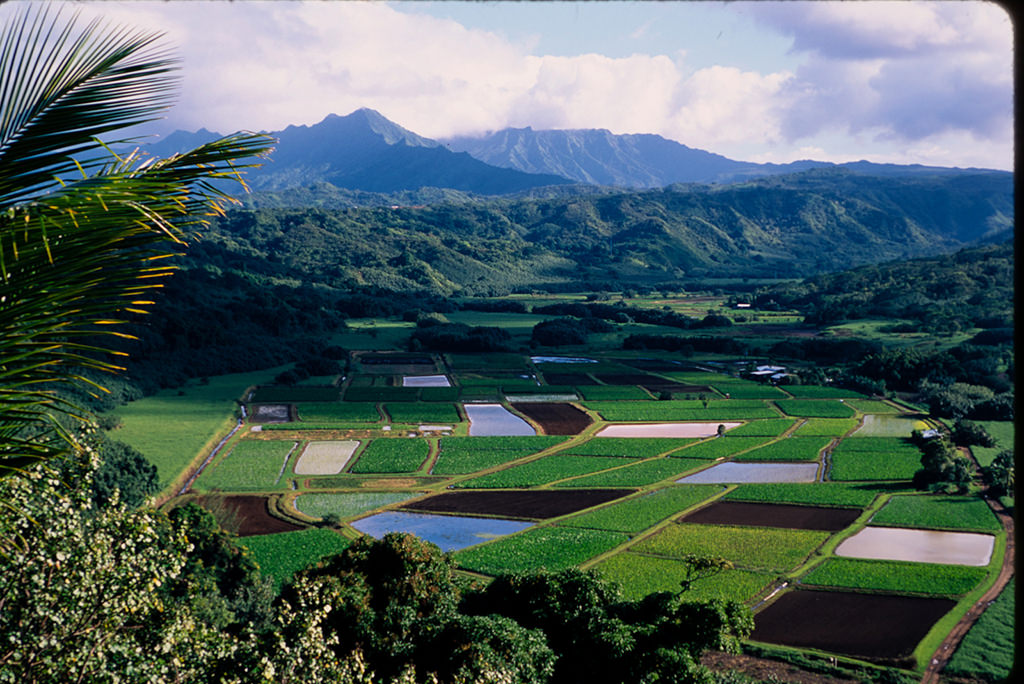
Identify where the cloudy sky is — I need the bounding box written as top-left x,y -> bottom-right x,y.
9,0 -> 1014,169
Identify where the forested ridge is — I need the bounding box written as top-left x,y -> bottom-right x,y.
200,167 -> 1012,294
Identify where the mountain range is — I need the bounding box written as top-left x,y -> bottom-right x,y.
143,108 -> 1007,196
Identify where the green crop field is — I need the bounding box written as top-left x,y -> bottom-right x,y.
454,454 -> 629,488
418,387 -> 461,402
294,492 -> 422,520
734,437 -> 831,462
800,558 -> 988,596
774,399 -> 856,418
446,352 -> 531,371
594,553 -> 774,602
343,386 -> 422,402
560,485 -> 724,533
565,437 -> 696,458
455,526 -> 629,576
583,400 -> 778,421
383,402 -> 461,424
781,386 -> 866,399
432,436 -> 566,474
971,420 -> 1014,468
724,482 -> 885,508
348,439 -> 431,474
708,384 -> 789,400
111,368 -> 281,490
670,436 -> 773,460
725,419 -> 797,436
845,399 -> 902,414
238,527 -> 351,590
249,386 -> 342,403
557,457 -> 712,487
945,578 -> 1015,682
850,413 -> 929,436
195,440 -> 296,492
576,385 -> 653,400
295,402 -> 381,423
870,495 -> 1001,532
828,449 -> 921,481
632,523 -> 830,573
792,418 -> 859,436
833,436 -> 919,452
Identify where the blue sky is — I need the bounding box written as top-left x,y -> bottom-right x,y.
7,0 -> 1013,170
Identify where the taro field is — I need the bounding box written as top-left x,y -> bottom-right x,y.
155,350 -> 1009,676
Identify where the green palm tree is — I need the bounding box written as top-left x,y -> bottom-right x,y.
0,7 -> 274,475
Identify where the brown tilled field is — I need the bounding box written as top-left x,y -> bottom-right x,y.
513,402 -> 592,435
400,489 -> 634,519
751,589 -> 957,662
680,501 -> 863,531
197,495 -> 305,536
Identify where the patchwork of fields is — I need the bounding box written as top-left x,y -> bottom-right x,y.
153,351 -> 1008,676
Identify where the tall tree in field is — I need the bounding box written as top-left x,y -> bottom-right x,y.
0,6 -> 273,476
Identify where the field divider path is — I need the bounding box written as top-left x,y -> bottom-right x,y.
922,496 -> 1015,684
176,405 -> 247,497
273,441 -> 300,486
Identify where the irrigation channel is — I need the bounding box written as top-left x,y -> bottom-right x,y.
178,405 -> 246,495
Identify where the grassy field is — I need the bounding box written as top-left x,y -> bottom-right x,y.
725,419 -> 797,436
733,437 -> 831,462
670,436 -> 773,460
800,558 -> 988,596
348,439 -> 431,474
829,438 -> 923,481
239,527 -> 351,589
595,553 -> 774,602
869,495 -> 1002,532
850,413 -> 929,436
584,400 -> 779,421
632,523 -> 830,572
293,492 -> 421,520
195,440 -> 296,492
560,485 -> 724,533
295,402 -> 381,423
774,399 -> 856,418
454,454 -> 629,488
432,436 -> 566,475
944,578 -> 1015,682
564,437 -> 697,458
724,482 -> 888,508
111,368 -> 282,490
383,402 -> 461,424
971,420 -> 1014,468
455,526 -> 629,576
556,457 -> 712,487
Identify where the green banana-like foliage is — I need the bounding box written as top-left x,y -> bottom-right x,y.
0,7 -> 275,474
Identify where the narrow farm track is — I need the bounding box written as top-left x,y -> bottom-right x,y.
921,496 -> 1015,684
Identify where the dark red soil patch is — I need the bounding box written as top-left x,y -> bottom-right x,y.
196,495 -> 305,537
681,501 -> 861,531
543,372 -> 599,385
751,589 -> 956,663
513,402 -> 592,435
595,373 -> 663,385
401,489 -> 634,519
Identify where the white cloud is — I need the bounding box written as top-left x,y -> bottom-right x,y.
5,0 -> 1010,169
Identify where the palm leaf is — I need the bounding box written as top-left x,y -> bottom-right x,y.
0,8 -> 275,474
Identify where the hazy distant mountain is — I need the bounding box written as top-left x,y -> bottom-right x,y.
142,109 -> 574,195
441,127 -> 994,188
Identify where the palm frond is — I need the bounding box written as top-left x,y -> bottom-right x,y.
0,8 -> 275,474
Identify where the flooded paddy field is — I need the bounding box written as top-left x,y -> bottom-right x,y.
677,462 -> 819,484
751,589 -> 957,662
597,422 -> 742,438
350,511 -> 533,552
835,526 -> 995,566
464,403 -> 536,436
400,489 -> 634,519
401,374 -> 451,387
681,501 -> 862,531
